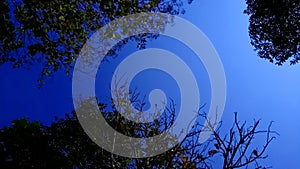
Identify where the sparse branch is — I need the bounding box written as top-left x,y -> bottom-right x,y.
199,112 -> 278,169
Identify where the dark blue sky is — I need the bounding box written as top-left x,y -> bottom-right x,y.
1,1 -> 299,168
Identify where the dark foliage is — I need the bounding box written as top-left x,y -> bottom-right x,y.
0,0 -> 193,86
244,0 -> 299,65
0,105 -> 277,168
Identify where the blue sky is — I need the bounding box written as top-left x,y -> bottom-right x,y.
1,0 -> 300,168
182,1 -> 300,168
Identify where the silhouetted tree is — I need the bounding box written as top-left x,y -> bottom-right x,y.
244,0 -> 299,65
0,118 -> 68,169
200,112 -> 278,169
0,102 -> 277,168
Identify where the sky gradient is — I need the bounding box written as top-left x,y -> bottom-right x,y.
1,0 -> 299,168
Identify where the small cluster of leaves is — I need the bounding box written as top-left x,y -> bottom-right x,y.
244,0 -> 300,65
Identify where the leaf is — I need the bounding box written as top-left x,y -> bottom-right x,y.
208,150 -> 217,156
181,156 -> 187,164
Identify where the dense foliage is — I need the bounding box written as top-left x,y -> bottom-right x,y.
244,0 -> 299,65
0,0 -> 193,86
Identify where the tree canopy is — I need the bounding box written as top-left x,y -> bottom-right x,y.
0,118 -> 68,169
0,0 -> 193,86
244,0 -> 299,65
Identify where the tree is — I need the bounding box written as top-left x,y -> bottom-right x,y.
0,0 -> 193,86
0,99 -> 278,168
244,0 -> 299,65
0,118 -> 68,169
201,112 -> 278,169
